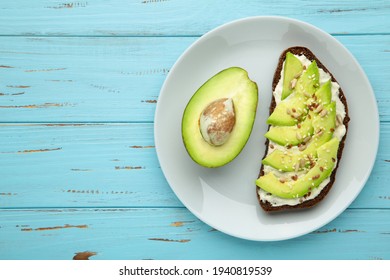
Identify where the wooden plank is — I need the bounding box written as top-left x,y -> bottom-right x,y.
0,1 -> 389,36
336,36 -> 390,122
0,123 -> 389,208
0,208 -> 389,260
0,123 -> 180,208
0,36 -> 189,122
0,35 -> 388,122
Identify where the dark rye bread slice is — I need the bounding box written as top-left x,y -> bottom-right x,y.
257,46 -> 350,212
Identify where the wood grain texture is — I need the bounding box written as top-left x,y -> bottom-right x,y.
0,123 -> 180,208
0,0 -> 389,36
0,35 -> 388,122
0,0 -> 388,261
0,36 -> 187,122
0,123 -> 389,209
0,208 -> 389,260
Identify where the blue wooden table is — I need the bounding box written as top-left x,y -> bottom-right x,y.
0,1 -> 389,260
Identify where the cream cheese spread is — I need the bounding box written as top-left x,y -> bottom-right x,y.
258,54 -> 346,207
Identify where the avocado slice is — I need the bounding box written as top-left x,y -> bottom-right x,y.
314,80 -> 332,105
304,101 -> 336,154
256,138 -> 339,199
266,91 -> 307,126
281,52 -> 303,100
182,67 -> 258,168
262,149 -> 306,172
267,61 -> 319,126
262,102 -> 336,172
265,113 -> 314,146
295,60 -> 320,96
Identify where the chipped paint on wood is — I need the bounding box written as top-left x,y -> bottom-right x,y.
384,160 -> 390,162
312,228 -> 364,234
70,168 -> 92,171
124,68 -> 169,75
130,145 -> 155,149
46,79 -> 73,82
46,2 -> 88,9
0,147 -> 62,154
24,68 -> 67,72
73,251 -> 96,260
18,147 -> 62,154
148,238 -> 190,243
65,189 -> 100,194
21,224 -> 88,232
0,103 -> 68,109
115,166 -> 144,170
378,196 -> 390,200
340,229 -> 365,233
142,100 -> 157,103
89,84 -> 120,93
44,123 -> 101,127
170,221 -> 195,227
6,85 -> 31,88
142,0 -> 170,3
170,221 -> 183,227
312,228 -> 337,234
16,225 -> 30,228
0,92 -> 25,96
63,189 -> 133,195
318,8 -> 369,13
0,192 -> 17,196
0,65 -> 14,68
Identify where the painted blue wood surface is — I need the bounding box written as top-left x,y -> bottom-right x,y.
1,208 -> 389,260
0,0 -> 389,260
0,35 -> 389,122
0,1 -> 389,35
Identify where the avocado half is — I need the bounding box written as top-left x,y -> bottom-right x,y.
182,67 -> 258,168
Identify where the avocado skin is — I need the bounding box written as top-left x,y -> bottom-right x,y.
182,67 -> 258,168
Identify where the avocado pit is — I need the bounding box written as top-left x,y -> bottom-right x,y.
199,98 -> 236,146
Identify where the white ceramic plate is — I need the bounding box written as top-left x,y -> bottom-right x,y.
154,16 -> 379,241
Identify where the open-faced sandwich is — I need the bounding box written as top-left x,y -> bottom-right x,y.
256,46 -> 350,212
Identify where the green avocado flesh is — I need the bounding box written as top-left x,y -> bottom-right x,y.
266,91 -> 307,126
267,60 -> 319,126
263,102 -> 336,172
295,60 -> 320,96
281,52 -> 303,100
256,138 -> 339,199
264,113 -> 314,146
182,67 -> 258,168
258,52 -> 340,199
315,80 -> 332,105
